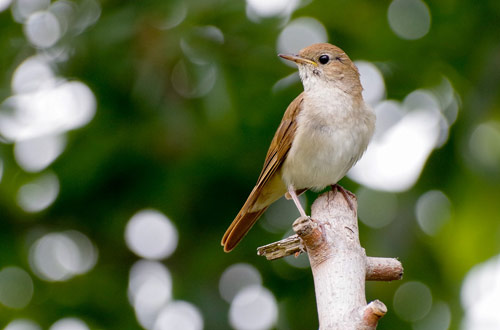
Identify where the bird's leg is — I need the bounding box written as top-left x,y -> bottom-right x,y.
285,188 -> 308,200
288,185 -> 308,218
331,184 -> 356,212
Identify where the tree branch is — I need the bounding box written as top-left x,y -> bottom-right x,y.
257,236 -> 402,281
257,189 -> 403,329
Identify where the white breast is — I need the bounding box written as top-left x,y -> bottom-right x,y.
281,88 -> 375,191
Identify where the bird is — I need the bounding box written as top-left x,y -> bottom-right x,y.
221,43 -> 375,252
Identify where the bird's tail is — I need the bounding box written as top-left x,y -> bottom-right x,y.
222,177 -> 287,252
221,206 -> 268,252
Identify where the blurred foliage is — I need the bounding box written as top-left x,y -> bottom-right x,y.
1,0 -> 500,329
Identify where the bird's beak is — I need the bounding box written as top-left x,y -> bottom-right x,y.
279,54 -> 318,67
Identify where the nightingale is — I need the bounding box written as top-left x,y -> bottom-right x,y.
221,43 -> 375,252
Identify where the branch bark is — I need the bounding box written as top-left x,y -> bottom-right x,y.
258,189 -> 403,329
257,238 -> 402,281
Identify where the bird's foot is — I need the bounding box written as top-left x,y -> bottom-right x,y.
331,184 -> 356,212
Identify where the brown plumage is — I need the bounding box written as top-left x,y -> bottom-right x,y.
221,94 -> 303,252
221,43 -> 375,252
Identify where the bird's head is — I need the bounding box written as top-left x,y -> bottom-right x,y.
279,43 -> 362,95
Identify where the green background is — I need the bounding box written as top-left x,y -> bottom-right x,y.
1,0 -> 500,329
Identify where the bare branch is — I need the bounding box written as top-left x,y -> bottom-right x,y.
258,234 -> 403,281
258,189 -> 402,329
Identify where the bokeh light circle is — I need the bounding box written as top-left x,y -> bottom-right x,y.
413,301 -> 451,330
468,121 -> 500,172
29,230 -> 98,281
371,100 -> 404,140
461,255 -> 500,329
349,91 -> 444,192
388,0 -> 431,40
12,0 -> 50,22
263,195 -> 305,233
229,285 -> 278,330
277,17 -> 328,63
219,263 -> 262,303
24,11 -> 61,48
0,267 -> 34,309
128,260 -> 173,329
0,0 -> 12,13
125,209 -> 178,260
171,60 -> 217,98
128,260 -> 173,304
356,61 -> 386,106
71,0 -> 101,34
393,281 -> 432,322
153,301 -> 204,330
246,0 -> 299,21
49,0 -> 77,36
4,319 -> 41,330
0,80 -> 97,142
357,188 -> 398,228
404,90 -> 440,113
11,55 -> 55,94
17,172 -> 59,212
14,135 -> 66,172
157,2 -> 187,30
49,318 -> 89,330
415,190 -> 452,235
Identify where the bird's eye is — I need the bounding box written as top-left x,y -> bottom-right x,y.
318,55 -> 330,64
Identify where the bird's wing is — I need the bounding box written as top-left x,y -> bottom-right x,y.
221,93 -> 304,252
